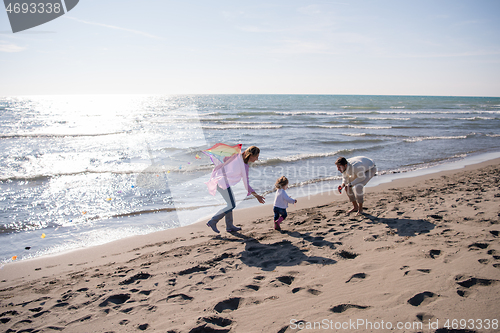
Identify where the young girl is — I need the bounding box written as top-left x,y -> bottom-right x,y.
273,176 -> 297,231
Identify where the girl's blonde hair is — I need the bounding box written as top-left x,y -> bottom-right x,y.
243,146 -> 260,164
275,176 -> 289,189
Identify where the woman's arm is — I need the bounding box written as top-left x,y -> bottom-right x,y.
251,191 -> 266,204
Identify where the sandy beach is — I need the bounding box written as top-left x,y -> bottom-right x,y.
1,159 -> 499,333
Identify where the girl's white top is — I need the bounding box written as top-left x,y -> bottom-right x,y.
274,188 -> 295,209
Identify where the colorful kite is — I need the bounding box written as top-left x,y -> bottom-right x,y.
203,143 -> 242,165
203,143 -> 251,196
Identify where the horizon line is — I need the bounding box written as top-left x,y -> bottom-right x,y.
2,93 -> 500,98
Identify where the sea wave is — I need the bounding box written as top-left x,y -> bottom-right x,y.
375,110 -> 500,115
219,121 -> 274,125
403,135 -> 468,143
340,106 -> 381,110
341,133 -> 402,138
457,117 -> 497,120
228,109 -> 500,117
0,163 -> 218,182
0,170 -> 138,182
202,124 -> 283,130
0,131 -> 128,139
276,111 -> 340,116
255,150 -> 353,167
342,133 -> 367,137
366,117 -> 411,121
316,125 -> 392,129
380,153 -> 470,174
234,111 -> 278,116
320,138 -> 385,145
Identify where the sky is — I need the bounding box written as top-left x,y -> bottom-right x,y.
1,0 -> 499,96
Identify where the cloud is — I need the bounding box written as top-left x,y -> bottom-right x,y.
65,16 -> 164,40
0,41 -> 26,52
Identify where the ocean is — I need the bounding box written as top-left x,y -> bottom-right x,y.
1,94 -> 499,263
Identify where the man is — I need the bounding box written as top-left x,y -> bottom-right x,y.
335,156 -> 377,216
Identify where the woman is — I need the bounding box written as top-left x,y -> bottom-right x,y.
206,146 -> 265,233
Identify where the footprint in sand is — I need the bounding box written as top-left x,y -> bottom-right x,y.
427,249 -> 441,259
269,275 -> 296,289
455,275 -> 499,298
407,291 -> 439,306
428,214 -> 444,221
200,316 -> 233,327
337,250 -> 358,259
119,319 -> 130,326
177,252 -> 234,277
189,316 -> 233,333
276,275 -> 295,285
214,297 -> 242,313
491,251 -> 500,269
468,242 -> 489,250
245,284 -> 260,291
178,264 -> 210,276
330,304 -> 370,313
487,249 -> 497,255
306,288 -> 322,296
98,294 -> 131,307
165,293 -> 194,304
233,277 -> 262,293
404,269 -> 431,276
291,283 -> 323,296
137,323 -> 149,330
0,310 -> 19,324
416,312 -> 435,322
119,272 -> 152,285
345,273 -> 368,283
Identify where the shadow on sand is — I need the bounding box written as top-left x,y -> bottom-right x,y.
363,214 -> 436,237
217,231 -> 338,271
